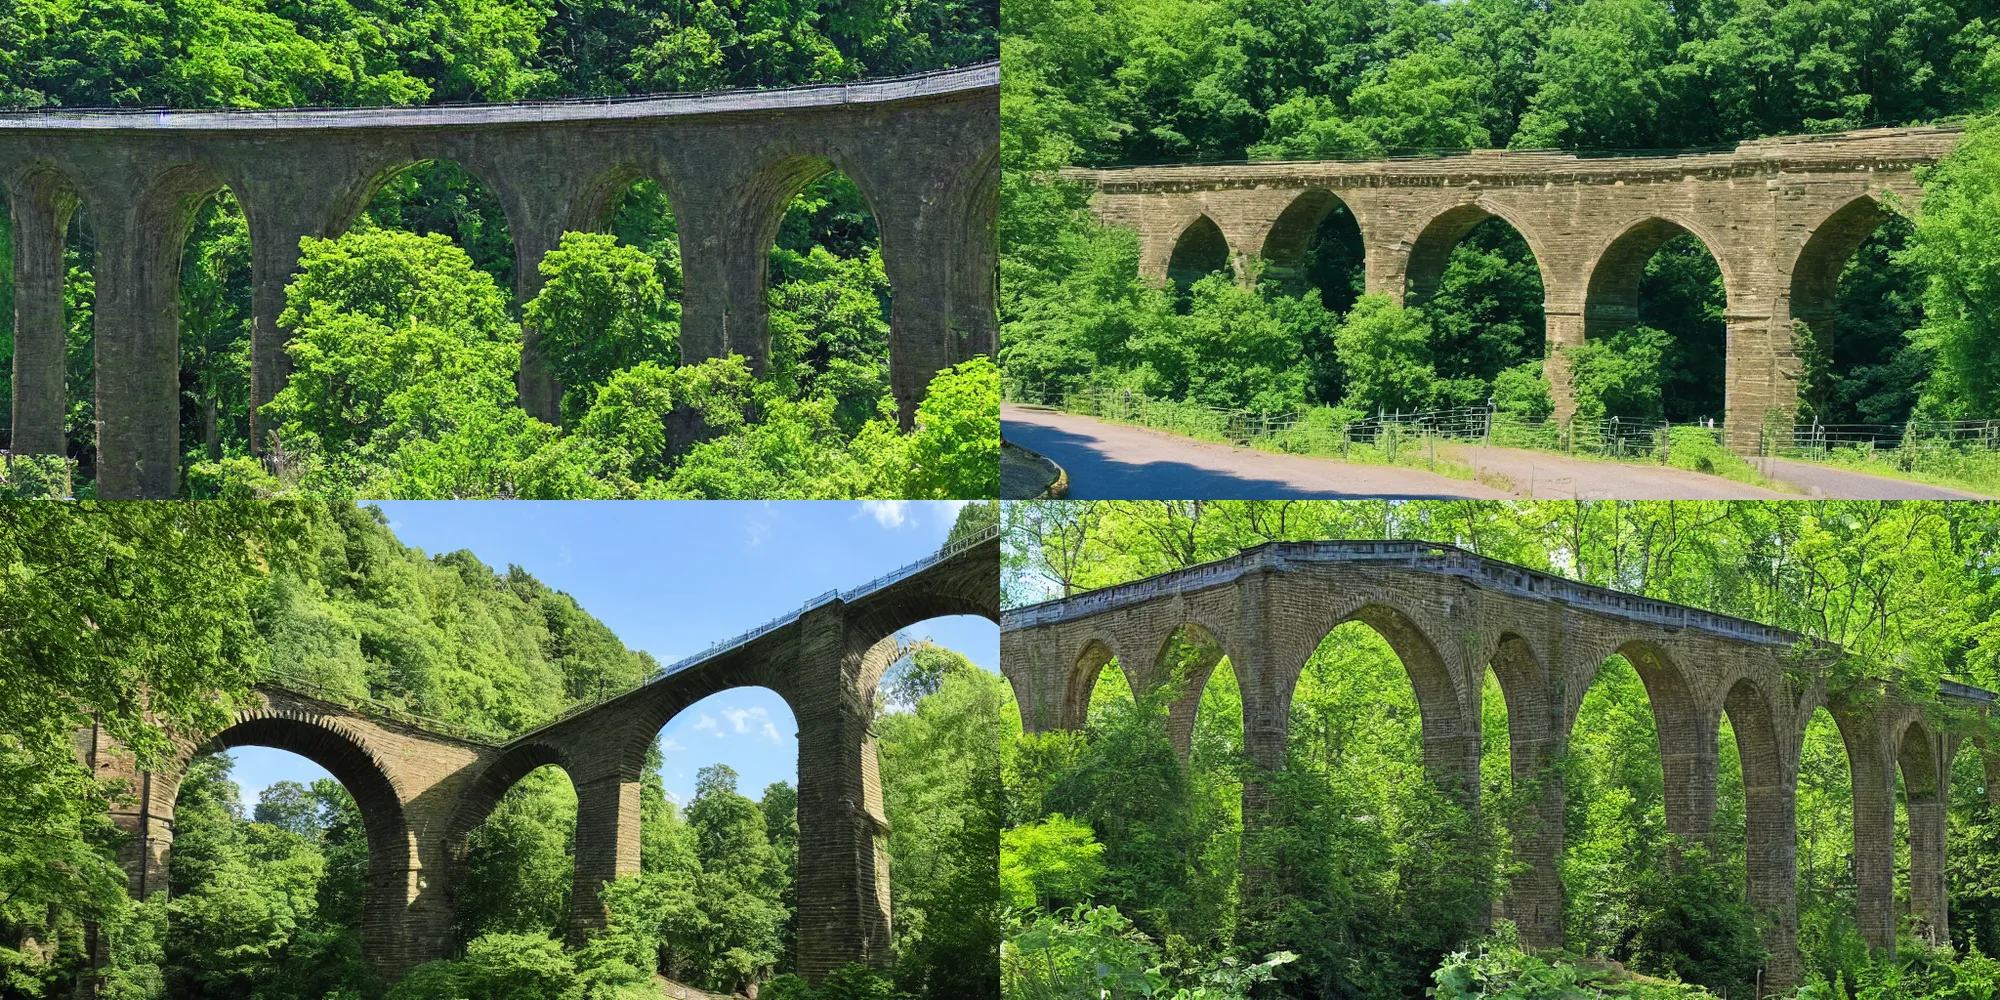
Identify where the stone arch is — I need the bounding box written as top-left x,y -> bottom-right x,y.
1261,190 -> 1353,272
348,156 -> 522,291
443,740 -> 574,857
1150,622 -> 1232,759
1167,214 -> 1232,291
1787,196 -> 1890,337
1067,638 -> 1124,728
161,709 -> 420,975
5,163 -> 85,456
1566,638 -> 1712,838
1297,602 -> 1475,797
1403,201 -> 1553,307
1581,216 -> 1737,341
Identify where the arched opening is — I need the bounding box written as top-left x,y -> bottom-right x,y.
872,614 -> 1003,999
1795,706 -> 1863,984
1562,646 -> 1759,994
767,169 -> 891,428
176,188 -> 253,466
1167,215 -> 1232,299
524,170 -> 686,423
1269,613 -> 1492,997
1261,189 -> 1365,315
158,725 -> 410,996
456,762 -> 578,940
1790,198 -> 1926,425
1409,212 -> 1548,403
360,160 -> 516,294
632,685 -> 800,993
1581,221 -> 1729,424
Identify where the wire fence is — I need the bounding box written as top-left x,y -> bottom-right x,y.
1006,384 -> 1723,464
1760,418 -> 2000,457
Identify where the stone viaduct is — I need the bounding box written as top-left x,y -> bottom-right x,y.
1063,126 -> 1961,449
2,63 -> 998,498
999,539 -> 1999,991
78,525 -> 999,985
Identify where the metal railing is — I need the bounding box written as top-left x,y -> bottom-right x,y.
261,524 -> 997,745
259,669 -> 508,744
1763,418 -> 2000,457
1007,384 -> 1724,465
515,523 -> 999,738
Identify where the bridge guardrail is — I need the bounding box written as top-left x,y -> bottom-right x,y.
514,523 -> 999,737
265,524 -> 997,743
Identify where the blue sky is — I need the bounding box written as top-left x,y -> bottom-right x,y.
228,501 -> 997,810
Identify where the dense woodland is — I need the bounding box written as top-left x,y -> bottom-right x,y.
1000,0 -> 2000,431
0,500 -> 1003,1000
0,0 -> 999,499
1001,500 -> 2000,1000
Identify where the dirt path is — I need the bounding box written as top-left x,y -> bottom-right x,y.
1003,405 -> 1510,499
1450,445 -> 1792,499
1756,458 -> 1996,499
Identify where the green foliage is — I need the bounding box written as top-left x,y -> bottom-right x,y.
1334,295 -> 1439,414
1903,113 -> 2000,420
1563,326 -> 1670,424
906,357 -> 1002,499
264,228 -> 521,459
525,232 -> 680,423
1432,923 -> 1717,1000
1001,814 -> 1105,909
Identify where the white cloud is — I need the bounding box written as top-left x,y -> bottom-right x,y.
692,713 -> 719,736
660,737 -> 685,752
861,500 -> 911,528
718,706 -> 784,743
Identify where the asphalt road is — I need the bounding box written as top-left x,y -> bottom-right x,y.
1002,405 -> 1510,499
1005,406 -> 1996,500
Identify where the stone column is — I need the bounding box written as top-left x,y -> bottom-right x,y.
792,604 -> 893,980
568,772 -> 642,939
513,221 -> 568,423
9,173 -> 78,455
884,228 -> 954,429
1506,730 -> 1567,949
1841,712 -> 1898,953
674,171 -> 779,375
949,157 -> 999,362
91,197 -> 186,499
1724,309 -> 1795,453
244,209 -> 334,450
1658,707 -> 1721,841
1743,770 -> 1802,990
1904,731 -> 1949,946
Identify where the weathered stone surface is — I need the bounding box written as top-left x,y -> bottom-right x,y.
2,64 -> 998,495
79,529 -> 999,985
1063,127 -> 1960,449
1000,540 -> 1995,991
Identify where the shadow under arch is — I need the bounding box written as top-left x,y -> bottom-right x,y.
1894,717 -> 1950,944
1260,188 -> 1365,310
1067,637 -> 1130,728
1582,216 -> 1736,342
1788,196 -> 1890,334
1404,202 -> 1553,308
1167,214 -> 1232,293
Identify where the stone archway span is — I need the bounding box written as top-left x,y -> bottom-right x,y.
1580,214 -> 1740,340
1259,188 -> 1357,274
1399,199 -> 1555,307
1786,195 -> 1891,337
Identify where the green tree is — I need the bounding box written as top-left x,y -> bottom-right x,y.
525,232 -> 679,422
